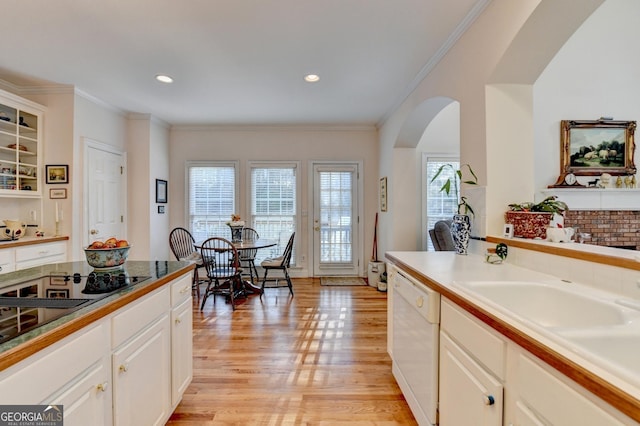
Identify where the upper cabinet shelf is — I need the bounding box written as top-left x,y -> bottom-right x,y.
0,89 -> 44,198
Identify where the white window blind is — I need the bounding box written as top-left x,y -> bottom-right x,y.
425,158 -> 459,251
250,165 -> 296,264
188,163 -> 237,242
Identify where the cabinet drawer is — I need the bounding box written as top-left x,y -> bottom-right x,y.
515,352 -> 629,426
0,248 -> 14,274
171,274 -> 192,307
0,321 -> 109,404
15,241 -> 66,263
112,287 -> 170,348
441,298 -> 506,379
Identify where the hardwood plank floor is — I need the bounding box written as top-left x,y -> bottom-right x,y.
167,277 -> 417,425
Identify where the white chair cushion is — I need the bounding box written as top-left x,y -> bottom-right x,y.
180,252 -> 203,264
261,256 -> 284,267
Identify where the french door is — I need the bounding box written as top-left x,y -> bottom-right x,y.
312,163 -> 360,276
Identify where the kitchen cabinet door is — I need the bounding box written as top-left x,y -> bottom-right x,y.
112,314 -> 171,426
44,359 -> 111,426
171,297 -> 193,406
440,332 -> 503,426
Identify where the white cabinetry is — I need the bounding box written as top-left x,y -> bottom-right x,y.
0,271 -> 193,426
112,314 -> 171,426
0,321 -> 111,423
171,275 -> 193,406
440,299 -> 504,426
0,89 -> 43,197
111,286 -> 171,426
0,248 -> 14,274
0,240 -> 67,273
15,241 -> 67,269
509,347 -> 634,426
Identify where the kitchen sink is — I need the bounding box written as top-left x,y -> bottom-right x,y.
453,281 -> 631,328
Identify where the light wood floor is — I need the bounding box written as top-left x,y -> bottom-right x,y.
167,277 -> 417,425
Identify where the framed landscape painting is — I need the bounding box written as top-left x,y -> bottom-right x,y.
561,119 -> 636,176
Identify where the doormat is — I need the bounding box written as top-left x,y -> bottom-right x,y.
320,277 -> 367,286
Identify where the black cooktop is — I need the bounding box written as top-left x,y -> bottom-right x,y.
0,271 -> 151,343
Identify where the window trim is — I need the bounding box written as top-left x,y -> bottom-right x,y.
185,160 -> 240,240
246,160 -> 301,266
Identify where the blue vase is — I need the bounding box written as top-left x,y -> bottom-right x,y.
451,214 -> 470,255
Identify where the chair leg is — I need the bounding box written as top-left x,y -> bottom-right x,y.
193,268 -> 201,300
200,278 -> 212,310
284,267 -> 294,296
260,269 -> 269,293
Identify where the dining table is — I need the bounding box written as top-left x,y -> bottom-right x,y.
194,238 -> 278,295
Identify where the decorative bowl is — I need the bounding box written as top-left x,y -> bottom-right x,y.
84,246 -> 131,270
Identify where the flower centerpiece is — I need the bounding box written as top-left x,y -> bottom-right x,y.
505,196 -> 568,239
227,214 -> 245,242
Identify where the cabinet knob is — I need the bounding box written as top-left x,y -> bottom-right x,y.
90,229 -> 98,235
180,286 -> 190,294
484,395 -> 495,406
175,318 -> 182,325
96,382 -> 109,392
416,296 -> 424,308
119,363 -> 129,373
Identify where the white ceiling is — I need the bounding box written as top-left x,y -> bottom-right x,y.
0,0 -> 488,126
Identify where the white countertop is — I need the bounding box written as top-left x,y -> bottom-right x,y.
386,250 -> 640,419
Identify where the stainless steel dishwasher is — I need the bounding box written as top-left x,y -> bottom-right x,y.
392,269 -> 440,426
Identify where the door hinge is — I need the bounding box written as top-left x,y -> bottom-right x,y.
120,166 -> 123,174
121,215 -> 124,223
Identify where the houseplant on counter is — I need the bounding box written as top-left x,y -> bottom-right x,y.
505,196 -> 568,239
430,163 -> 478,254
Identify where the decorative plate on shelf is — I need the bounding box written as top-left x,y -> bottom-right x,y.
7,144 -> 28,152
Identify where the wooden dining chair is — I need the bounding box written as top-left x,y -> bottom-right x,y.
199,237 -> 243,311
239,227 -> 259,284
260,232 -> 295,296
169,227 -> 203,299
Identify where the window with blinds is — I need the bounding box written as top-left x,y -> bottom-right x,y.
187,162 -> 237,242
425,158 -> 459,250
250,164 -> 297,265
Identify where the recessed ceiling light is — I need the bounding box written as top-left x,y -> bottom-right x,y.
304,74 -> 320,83
155,74 -> 174,84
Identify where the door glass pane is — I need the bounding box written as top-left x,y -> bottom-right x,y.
319,171 -> 353,263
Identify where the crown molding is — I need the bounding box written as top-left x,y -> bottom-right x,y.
170,123 -> 376,132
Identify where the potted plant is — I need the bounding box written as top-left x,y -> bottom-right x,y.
431,163 -> 478,216
430,163 -> 478,254
505,196 -> 568,239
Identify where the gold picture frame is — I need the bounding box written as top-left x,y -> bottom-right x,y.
552,119 -> 636,185
380,177 -> 387,212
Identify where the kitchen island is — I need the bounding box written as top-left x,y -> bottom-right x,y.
387,251 -> 640,425
0,260 -> 195,425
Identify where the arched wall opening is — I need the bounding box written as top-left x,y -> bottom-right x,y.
388,97 -> 460,251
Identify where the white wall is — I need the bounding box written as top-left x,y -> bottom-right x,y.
149,117 -> 170,260
533,0 -> 640,194
168,125 -> 378,275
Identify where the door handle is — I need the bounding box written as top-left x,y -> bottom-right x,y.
314,227 -> 320,231
90,229 -> 98,235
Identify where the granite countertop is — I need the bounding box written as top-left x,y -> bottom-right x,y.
386,251 -> 640,422
0,260 -> 194,370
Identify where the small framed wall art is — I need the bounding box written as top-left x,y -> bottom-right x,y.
156,179 -> 168,203
49,188 -> 67,199
46,165 -> 69,184
380,177 -> 388,212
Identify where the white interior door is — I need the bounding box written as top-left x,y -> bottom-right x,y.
85,141 -> 125,244
312,163 -> 360,276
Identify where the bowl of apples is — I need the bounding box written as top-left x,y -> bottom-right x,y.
84,237 -> 131,270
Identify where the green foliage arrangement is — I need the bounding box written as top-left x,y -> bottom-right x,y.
507,196 -> 568,215
430,163 -> 478,216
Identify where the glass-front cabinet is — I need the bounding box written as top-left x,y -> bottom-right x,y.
0,90 -> 44,197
